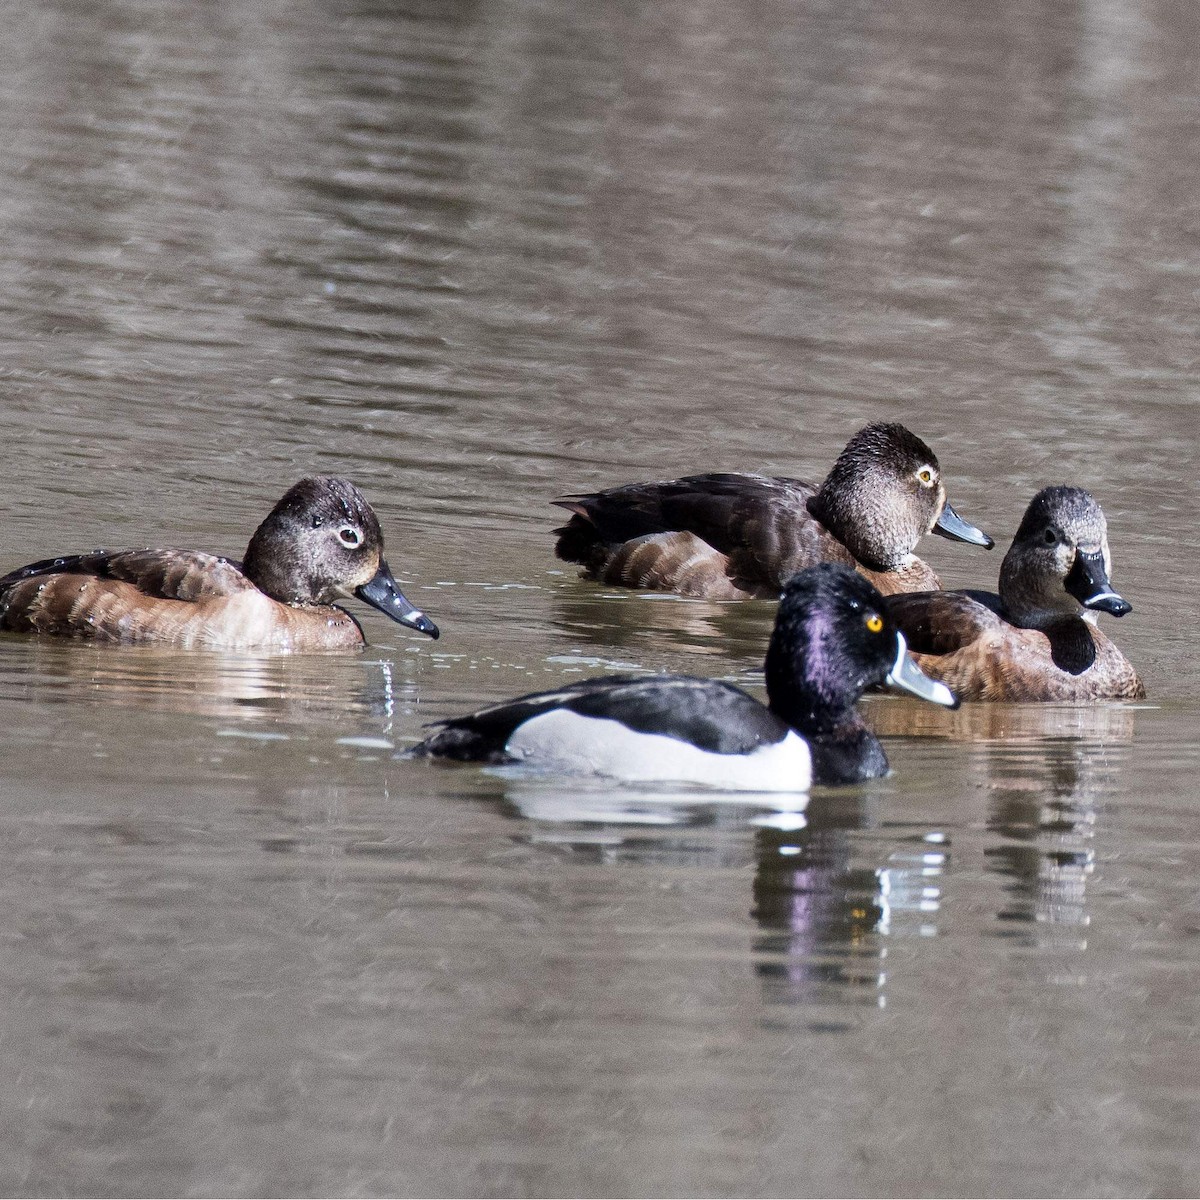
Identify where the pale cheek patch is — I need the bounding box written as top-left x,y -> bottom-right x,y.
505,709 -> 812,793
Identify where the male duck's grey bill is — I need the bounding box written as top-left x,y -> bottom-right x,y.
932,500 -> 995,549
1064,548 -> 1131,617
886,633 -> 960,709
356,562 -> 440,638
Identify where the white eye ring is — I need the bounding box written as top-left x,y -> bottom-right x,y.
916,466 -> 936,488
337,526 -> 362,548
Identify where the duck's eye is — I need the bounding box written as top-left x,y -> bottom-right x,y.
1043,527 -> 1058,545
337,526 -> 362,548
916,466 -> 936,487
865,613 -> 884,634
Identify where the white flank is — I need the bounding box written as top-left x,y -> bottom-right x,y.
504,709 -> 812,793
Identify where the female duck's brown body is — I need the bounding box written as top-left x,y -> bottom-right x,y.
553,422 -> 994,599
886,486 -> 1143,701
0,477 -> 439,651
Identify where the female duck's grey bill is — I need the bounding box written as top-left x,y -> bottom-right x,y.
932,499 -> 994,548
1065,548 -> 1131,617
356,562 -> 440,638
885,633 -> 960,709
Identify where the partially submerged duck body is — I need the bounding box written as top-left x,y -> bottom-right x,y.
409,563 -> 958,790
0,477 -> 439,651
887,486 -> 1143,701
553,423 -> 993,599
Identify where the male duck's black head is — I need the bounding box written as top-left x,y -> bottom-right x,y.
806,422 -> 993,571
764,563 -> 957,737
999,486 -> 1131,629
242,477 -> 439,638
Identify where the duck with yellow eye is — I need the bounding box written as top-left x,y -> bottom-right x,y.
552,422 -> 994,599
407,564 -> 957,789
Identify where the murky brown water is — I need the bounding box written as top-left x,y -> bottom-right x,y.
0,0 -> 1198,1195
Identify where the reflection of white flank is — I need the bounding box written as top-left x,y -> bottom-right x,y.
876,842 -> 949,937
501,778 -> 810,828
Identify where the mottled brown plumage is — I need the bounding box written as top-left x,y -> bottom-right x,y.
886,486 -> 1144,702
0,477 -> 439,651
553,424 -> 992,599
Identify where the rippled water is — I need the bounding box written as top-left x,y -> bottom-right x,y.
0,0 -> 1198,1195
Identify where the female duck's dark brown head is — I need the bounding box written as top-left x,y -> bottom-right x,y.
243,477 -> 438,638
806,422 -> 993,571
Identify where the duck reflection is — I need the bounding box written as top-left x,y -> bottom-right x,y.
878,698 -> 1135,946
0,635 -> 411,724
750,793 -> 930,1011
748,702 -> 1136,1008
550,584 -> 772,669
477,693 -> 1134,1011
865,694 -> 1138,745
982,730 -> 1123,943
497,775 -> 807,869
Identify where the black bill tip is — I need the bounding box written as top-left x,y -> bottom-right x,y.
355,562 -> 440,639
1083,592 -> 1131,618
1065,549 -> 1130,618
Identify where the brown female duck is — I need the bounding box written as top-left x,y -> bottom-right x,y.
886,486 -> 1143,701
552,422 -> 993,599
0,476 -> 440,651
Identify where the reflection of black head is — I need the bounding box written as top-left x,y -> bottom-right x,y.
751,822 -> 885,1008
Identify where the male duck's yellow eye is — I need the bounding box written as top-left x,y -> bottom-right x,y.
865,613 -> 884,633
916,467 -> 935,487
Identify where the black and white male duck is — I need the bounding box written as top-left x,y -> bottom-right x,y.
552,422 -> 993,599
886,486 -> 1143,701
0,476 -> 440,651
408,563 -> 957,789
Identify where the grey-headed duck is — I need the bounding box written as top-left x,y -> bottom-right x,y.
886,486 -> 1143,701
0,476 -> 439,651
552,422 -> 993,599
408,564 -> 957,788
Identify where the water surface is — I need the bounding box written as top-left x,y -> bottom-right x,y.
0,0 -> 1197,1195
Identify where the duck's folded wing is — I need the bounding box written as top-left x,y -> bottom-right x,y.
0,550 -> 255,601
563,676 -> 788,754
406,676 -> 649,762
885,589 -> 1004,656
554,474 -> 836,592
409,675 -> 788,762
555,474 -> 813,554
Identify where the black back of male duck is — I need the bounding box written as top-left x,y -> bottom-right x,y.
553,422 -> 993,599
886,486 -> 1144,701
408,563 -> 958,789
0,476 -> 440,651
